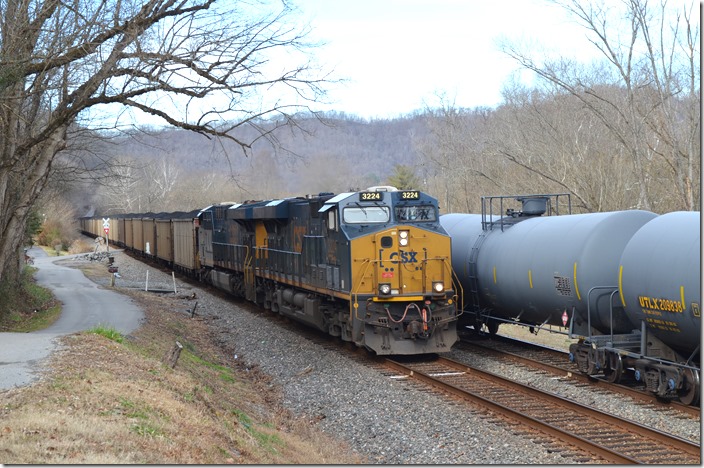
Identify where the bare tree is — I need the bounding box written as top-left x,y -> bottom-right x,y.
0,0 -> 329,284
416,100 -> 505,213
499,0 -> 699,212
142,156 -> 181,209
97,157 -> 143,214
491,83 -> 636,212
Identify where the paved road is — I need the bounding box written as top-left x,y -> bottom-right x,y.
0,247 -> 144,390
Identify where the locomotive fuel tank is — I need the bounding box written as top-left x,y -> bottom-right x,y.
619,211 -> 701,356
441,209 -> 657,335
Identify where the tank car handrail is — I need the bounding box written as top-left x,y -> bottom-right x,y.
480,193 -> 572,232
583,286 -> 620,344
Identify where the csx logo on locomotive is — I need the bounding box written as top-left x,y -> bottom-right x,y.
379,248 -> 419,267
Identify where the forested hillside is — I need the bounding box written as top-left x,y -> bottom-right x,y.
76,89 -> 699,219
80,113 -> 434,215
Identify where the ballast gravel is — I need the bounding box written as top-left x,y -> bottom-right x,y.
95,251 -> 701,464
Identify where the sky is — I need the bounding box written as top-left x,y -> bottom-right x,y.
290,0 -> 603,119
93,0 -> 697,127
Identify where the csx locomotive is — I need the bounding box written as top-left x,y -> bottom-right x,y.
81,187 -> 461,355
441,194 -> 701,405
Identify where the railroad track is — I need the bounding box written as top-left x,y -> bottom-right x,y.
385,356 -> 701,464
458,333 -> 701,418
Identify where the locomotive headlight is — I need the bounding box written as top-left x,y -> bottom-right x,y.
432,281 -> 445,294
379,283 -> 392,295
399,230 -> 409,246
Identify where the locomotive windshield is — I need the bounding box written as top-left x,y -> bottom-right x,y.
343,206 -> 390,224
395,205 -> 436,222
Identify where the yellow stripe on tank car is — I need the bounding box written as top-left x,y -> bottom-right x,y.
528,270 -> 533,289
681,286 -> 686,311
573,262 -> 581,301
493,266 -> 497,284
618,265 -> 625,307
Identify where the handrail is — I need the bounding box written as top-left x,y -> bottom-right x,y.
351,258 -> 374,321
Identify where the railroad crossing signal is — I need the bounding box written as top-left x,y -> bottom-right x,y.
102,218 -> 110,253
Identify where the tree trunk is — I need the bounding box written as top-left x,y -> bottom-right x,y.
0,127 -> 67,285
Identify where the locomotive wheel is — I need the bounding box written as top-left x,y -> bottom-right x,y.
602,352 -> 623,383
677,368 -> 700,406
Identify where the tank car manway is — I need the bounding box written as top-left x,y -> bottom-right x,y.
384,357 -> 701,464
459,334 -> 701,418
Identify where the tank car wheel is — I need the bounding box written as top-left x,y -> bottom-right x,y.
486,319 -> 499,336
602,352 -> 623,383
677,368 -> 700,406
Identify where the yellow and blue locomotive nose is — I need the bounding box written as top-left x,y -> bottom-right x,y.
370,227 -> 451,299
348,225 -> 458,354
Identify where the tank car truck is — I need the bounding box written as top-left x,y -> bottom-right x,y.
198,187 -> 461,355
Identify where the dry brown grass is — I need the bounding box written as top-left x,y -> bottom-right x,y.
0,266 -> 363,464
68,237 -> 96,255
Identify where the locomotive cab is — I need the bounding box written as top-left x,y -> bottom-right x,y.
333,188 -> 460,354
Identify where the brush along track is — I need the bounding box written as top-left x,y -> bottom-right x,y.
385,356 -> 701,464
458,333 -> 701,418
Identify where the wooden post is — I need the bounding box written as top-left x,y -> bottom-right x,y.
191,302 -> 198,318
164,341 -> 183,368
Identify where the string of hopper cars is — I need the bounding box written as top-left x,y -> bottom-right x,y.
80,190 -> 701,405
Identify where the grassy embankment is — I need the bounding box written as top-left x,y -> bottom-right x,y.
0,247 -> 360,464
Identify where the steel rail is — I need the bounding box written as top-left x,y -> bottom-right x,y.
459,335 -> 701,418
386,356 -> 701,464
385,358 -> 637,464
